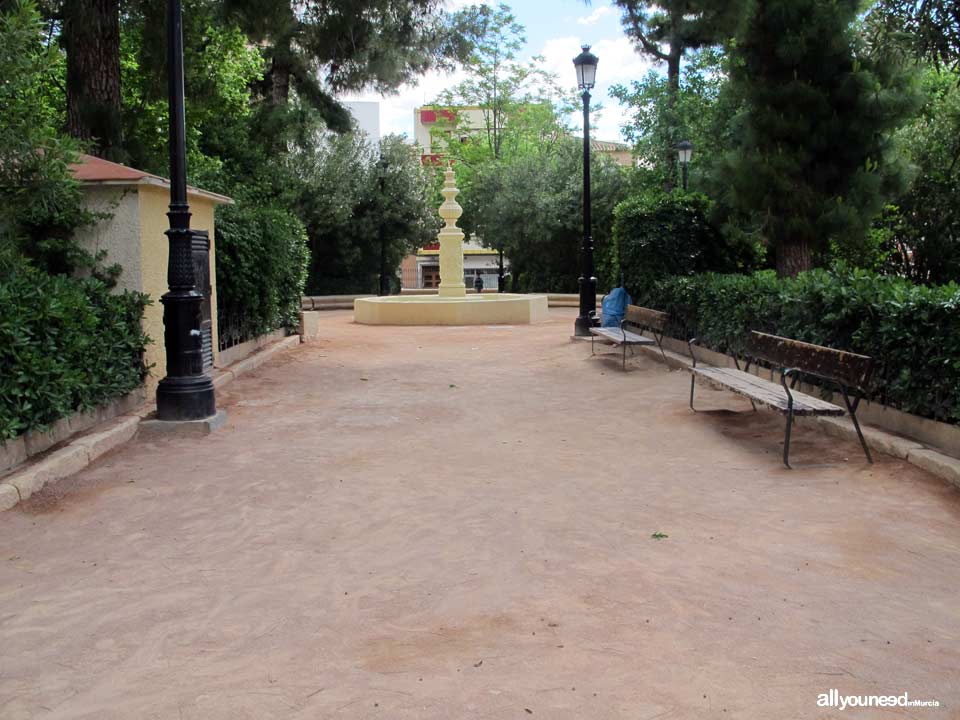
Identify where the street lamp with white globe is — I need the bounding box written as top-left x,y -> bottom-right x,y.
572,45 -> 599,337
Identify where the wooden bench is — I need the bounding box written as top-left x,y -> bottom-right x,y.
688,331 -> 874,468
590,305 -> 668,370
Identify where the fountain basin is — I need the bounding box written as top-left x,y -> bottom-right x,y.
354,293 -> 549,325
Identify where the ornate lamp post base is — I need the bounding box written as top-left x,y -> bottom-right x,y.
156,371 -> 216,421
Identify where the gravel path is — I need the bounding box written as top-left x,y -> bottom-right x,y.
2,308 -> 958,719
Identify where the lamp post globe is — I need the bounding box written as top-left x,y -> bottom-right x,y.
676,140 -> 693,191
573,45 -> 599,337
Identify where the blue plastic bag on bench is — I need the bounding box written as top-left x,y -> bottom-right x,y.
601,287 -> 632,328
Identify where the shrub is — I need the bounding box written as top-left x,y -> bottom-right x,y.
0,0 -> 100,277
215,201 -> 309,344
636,266 -> 960,424
0,258 -> 150,439
614,193 -> 755,291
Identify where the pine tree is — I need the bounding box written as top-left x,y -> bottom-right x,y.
615,0 -> 736,96
614,0 -> 738,186
724,0 -> 917,277
223,0 -> 474,133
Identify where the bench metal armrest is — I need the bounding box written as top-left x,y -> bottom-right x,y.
618,318 -> 628,344
688,337 -> 700,368
780,367 -> 799,408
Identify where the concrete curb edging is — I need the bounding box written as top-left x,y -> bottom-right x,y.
1,334 -> 301,513
634,343 -> 960,491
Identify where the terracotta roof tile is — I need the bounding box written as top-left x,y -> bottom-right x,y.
70,154 -> 164,183
69,154 -> 233,205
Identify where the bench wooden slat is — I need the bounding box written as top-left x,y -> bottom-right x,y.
590,327 -> 655,346
747,332 -> 872,389
625,305 -> 669,332
692,366 -> 845,416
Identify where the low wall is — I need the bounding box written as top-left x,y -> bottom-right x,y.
0,387 -> 147,476
302,295 -> 374,310
304,293 -> 603,309
218,329 -> 287,368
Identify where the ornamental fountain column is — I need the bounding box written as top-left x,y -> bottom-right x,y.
437,167 -> 466,298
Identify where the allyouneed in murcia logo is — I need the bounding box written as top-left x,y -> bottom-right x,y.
817,689 -> 940,710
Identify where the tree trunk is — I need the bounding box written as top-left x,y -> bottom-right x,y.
776,239 -> 813,277
663,6 -> 682,192
63,0 -> 121,159
270,56 -> 291,106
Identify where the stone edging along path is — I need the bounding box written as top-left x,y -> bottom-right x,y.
0,334 -> 302,513
633,343 -> 960,492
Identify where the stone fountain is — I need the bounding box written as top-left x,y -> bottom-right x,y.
354,167 -> 548,325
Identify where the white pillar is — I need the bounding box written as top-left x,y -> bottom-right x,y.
437,167 -> 466,298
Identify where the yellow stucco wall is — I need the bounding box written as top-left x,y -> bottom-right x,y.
137,185 -> 221,394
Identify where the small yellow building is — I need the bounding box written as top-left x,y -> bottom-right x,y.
71,155 -> 233,393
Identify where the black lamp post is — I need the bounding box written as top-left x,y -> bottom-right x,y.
573,44 -> 599,337
677,140 -> 693,191
155,0 -> 216,421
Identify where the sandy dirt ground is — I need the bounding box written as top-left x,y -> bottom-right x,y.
1,308 -> 959,720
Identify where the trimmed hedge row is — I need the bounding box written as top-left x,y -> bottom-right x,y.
0,261 -> 150,440
633,267 -> 960,424
215,202 -> 309,343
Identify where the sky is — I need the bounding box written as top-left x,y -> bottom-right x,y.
340,0 -> 657,145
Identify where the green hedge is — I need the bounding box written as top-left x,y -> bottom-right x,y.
634,267 -> 960,424
0,260 -> 150,439
215,202 -> 309,343
614,193 -> 755,289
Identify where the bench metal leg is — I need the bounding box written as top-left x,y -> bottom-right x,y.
689,374 -> 696,411
654,333 -> 667,362
623,342 -> 627,370
591,334 -> 595,356
841,390 -> 873,464
783,408 -> 794,468
733,358 -> 759,412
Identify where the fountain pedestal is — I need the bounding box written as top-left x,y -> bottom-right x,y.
354,167 -> 548,326
437,168 -> 466,298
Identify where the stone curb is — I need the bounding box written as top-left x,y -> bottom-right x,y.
635,343 -> 960,491
1,334 -> 301,512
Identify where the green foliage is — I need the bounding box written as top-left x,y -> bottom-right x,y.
615,0 -> 739,65
215,201 -> 308,338
614,0 -> 740,183
611,48 -> 736,192
0,258 -> 150,439
433,3 -> 572,161
615,193 -> 757,291
296,134 -> 439,294
119,1 -> 265,181
722,0 -> 919,276
637,267 -> 960,424
0,0 -> 98,276
223,0 -> 475,131
866,0 -> 960,73
869,68 -> 960,284
462,140 -> 627,293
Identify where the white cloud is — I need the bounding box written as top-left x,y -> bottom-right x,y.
339,24 -> 656,146
576,5 -> 613,25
